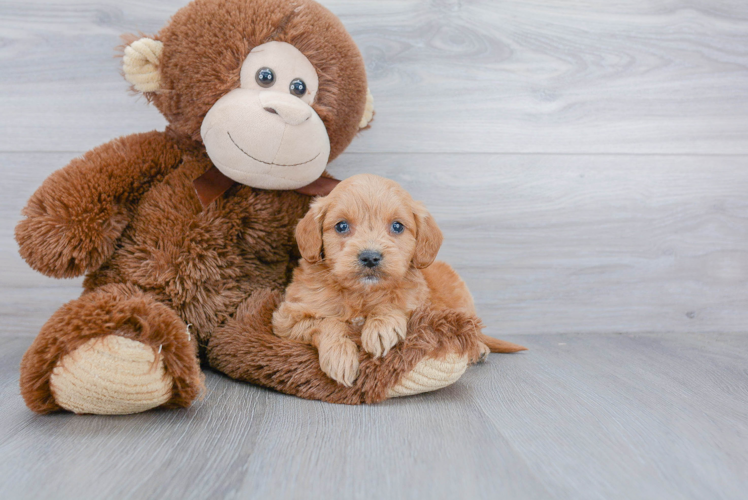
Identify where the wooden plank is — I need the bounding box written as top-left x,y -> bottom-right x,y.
1,333 -> 746,499
469,332 -> 748,500
1,0 -> 747,154
4,152 -> 748,337
329,153 -> 748,335
1,152 -> 84,336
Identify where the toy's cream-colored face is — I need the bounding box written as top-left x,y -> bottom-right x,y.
200,42 -> 330,190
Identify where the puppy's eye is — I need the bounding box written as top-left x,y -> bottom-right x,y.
255,67 -> 275,87
334,221 -> 350,234
391,221 -> 405,234
289,78 -> 306,97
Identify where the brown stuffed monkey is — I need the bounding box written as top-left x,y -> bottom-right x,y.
15,0 -> 512,415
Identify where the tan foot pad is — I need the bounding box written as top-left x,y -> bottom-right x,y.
50,334 -> 173,415
387,353 -> 469,398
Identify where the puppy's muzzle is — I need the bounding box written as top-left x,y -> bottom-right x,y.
358,250 -> 382,269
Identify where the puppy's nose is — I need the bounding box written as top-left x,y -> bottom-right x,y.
359,250 -> 382,268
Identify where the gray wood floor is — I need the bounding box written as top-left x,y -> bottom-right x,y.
1,1 -> 748,499
1,333 -> 747,500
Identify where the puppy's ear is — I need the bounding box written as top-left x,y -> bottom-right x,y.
412,202 -> 443,269
296,199 -> 326,263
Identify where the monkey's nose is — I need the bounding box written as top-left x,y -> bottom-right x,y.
259,92 -> 312,126
358,250 -> 382,268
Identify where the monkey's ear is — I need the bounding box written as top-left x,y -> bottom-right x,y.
295,199 -> 327,263
412,202 -> 443,269
358,88 -> 375,129
122,37 -> 163,93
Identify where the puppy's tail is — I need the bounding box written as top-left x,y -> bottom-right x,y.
479,334 -> 527,353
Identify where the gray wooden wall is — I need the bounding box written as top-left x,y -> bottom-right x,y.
2,0 -> 748,338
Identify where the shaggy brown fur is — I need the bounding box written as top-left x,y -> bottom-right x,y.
208,289 -> 485,404
21,283 -> 204,414
15,0 -> 499,413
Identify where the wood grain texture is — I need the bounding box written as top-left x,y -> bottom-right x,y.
0,333 -> 746,500
1,0 -> 747,153
331,153 -> 748,335
5,152 -> 748,336
2,1 -> 748,498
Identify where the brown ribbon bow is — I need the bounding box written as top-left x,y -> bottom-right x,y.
193,166 -> 340,208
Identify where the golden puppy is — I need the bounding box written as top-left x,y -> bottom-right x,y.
273,174 -> 525,386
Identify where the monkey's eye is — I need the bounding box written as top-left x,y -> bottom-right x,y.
334,221 -> 350,234
391,221 -> 405,234
289,78 -> 307,97
255,67 -> 275,87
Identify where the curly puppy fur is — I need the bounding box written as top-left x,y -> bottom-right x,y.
273,175 -> 525,387
15,0 -> 496,413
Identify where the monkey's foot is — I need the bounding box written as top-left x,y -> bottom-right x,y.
49,334 -> 174,415
387,352 -> 468,398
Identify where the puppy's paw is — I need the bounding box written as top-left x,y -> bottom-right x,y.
362,314 -> 408,358
477,342 -> 490,363
318,337 -> 360,387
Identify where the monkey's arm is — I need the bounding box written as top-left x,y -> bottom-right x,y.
15,131 -> 183,278
208,290 -> 487,404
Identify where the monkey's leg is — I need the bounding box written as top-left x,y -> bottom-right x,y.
20,284 -> 203,415
207,289 -> 486,404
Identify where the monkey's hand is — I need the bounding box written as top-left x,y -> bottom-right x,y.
361,311 -> 408,358
15,132 -> 182,278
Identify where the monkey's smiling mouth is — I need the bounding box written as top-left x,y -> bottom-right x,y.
227,131 -> 320,167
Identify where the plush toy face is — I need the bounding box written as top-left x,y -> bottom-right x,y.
201,42 -> 330,189
121,0 -> 375,191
